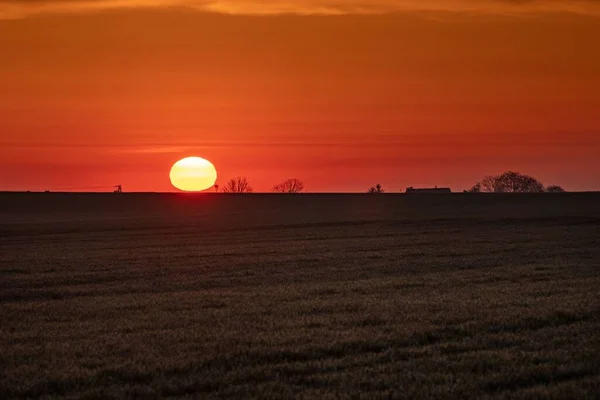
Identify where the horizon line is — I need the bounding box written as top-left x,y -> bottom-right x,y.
1,191 -> 598,195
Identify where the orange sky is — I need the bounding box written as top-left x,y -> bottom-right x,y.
1,2 -> 599,192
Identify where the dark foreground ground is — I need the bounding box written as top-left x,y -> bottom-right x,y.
1,193 -> 599,399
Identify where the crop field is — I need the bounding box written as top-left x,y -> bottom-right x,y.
1,193 -> 599,399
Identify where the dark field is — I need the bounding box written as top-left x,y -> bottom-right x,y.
1,193 -> 599,399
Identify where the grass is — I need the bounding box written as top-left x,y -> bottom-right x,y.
1,193 -> 599,399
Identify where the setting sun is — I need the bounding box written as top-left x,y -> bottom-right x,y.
169,157 -> 217,192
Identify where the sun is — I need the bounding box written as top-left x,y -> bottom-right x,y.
170,157 -> 218,192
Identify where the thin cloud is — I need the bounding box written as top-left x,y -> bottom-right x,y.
1,0 -> 600,19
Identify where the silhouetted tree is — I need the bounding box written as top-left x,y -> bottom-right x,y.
480,175 -> 498,192
221,177 -> 253,193
546,185 -> 566,193
273,178 -> 305,193
475,171 -> 544,193
368,184 -> 385,193
467,183 -> 481,193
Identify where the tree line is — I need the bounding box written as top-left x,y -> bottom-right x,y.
369,171 -> 565,193
467,171 -> 565,193
216,171 -> 566,193
218,177 -> 305,193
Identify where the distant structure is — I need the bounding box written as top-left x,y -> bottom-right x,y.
42,184 -> 124,193
405,186 -> 451,194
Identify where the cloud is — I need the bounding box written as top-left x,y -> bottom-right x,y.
1,0 -> 600,19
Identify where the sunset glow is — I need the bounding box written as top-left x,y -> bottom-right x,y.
0,2 -> 599,192
169,157 -> 217,192
2,4 -> 599,396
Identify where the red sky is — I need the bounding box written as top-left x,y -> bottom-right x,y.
1,1 -> 599,192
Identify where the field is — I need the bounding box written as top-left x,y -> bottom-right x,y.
1,193 -> 599,399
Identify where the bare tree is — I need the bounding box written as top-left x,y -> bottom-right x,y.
481,175 -> 497,192
221,177 -> 253,193
367,184 -> 385,193
273,178 -> 305,193
467,182 -> 481,193
546,185 -> 566,193
497,171 -> 544,193
475,171 -> 545,193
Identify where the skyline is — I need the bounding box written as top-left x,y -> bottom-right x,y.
1,3 -> 599,192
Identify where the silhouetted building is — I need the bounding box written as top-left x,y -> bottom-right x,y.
405,187 -> 451,194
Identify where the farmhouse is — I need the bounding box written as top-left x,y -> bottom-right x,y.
405,187 -> 452,194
